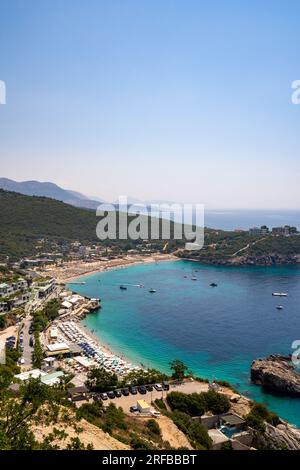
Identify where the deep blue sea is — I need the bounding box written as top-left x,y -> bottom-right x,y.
204,209 -> 300,231
69,260 -> 300,427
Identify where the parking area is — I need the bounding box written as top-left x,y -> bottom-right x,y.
101,380 -> 209,414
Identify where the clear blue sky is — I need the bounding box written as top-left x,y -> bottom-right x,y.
0,0 -> 300,208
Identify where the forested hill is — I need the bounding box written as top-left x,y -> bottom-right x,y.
178,229 -> 300,266
0,189 -> 100,259
0,190 -> 183,260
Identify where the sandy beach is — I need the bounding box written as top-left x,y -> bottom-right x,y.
37,253 -> 178,371
38,253 -> 178,283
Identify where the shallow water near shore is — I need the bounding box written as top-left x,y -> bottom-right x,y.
69,260 -> 300,427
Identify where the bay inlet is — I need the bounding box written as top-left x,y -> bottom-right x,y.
69,260 -> 300,427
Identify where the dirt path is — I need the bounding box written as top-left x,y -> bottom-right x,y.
158,415 -> 192,449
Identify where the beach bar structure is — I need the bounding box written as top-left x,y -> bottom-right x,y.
46,342 -> 82,358
137,399 -> 151,414
68,386 -> 89,402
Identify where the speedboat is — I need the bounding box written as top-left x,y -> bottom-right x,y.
191,277 -> 197,281
276,305 -> 284,310
272,292 -> 288,297
149,288 -> 156,293
120,285 -> 127,290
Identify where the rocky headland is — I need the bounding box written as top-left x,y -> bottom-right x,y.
251,355 -> 300,397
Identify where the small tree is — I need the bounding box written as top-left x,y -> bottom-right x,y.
146,419 -> 161,436
169,360 -> 188,381
85,367 -> 118,392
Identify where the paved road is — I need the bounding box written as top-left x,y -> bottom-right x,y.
21,315 -> 33,368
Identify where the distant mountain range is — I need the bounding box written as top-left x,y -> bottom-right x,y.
0,178 -> 103,210
0,178 -> 178,213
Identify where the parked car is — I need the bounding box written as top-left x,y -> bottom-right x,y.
29,328 -> 33,335
129,386 -> 138,395
121,388 -> 130,396
29,336 -> 34,347
138,385 -> 147,394
114,390 -> 122,398
6,336 -> 16,342
162,381 -> 170,391
154,383 -> 163,391
107,391 -> 115,399
100,393 -> 108,400
93,395 -> 102,403
130,405 -> 139,413
146,385 -> 154,392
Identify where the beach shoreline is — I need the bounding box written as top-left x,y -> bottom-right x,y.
44,253 -> 178,371
38,253 -> 178,283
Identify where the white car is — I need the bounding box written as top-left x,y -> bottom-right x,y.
154,383 -> 163,391
19,358 -> 25,364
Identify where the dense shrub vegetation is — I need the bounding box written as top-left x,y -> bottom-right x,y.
245,402 -> 280,433
167,390 -> 230,416
32,299 -> 61,332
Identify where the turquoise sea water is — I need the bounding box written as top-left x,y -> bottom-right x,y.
69,261 -> 300,427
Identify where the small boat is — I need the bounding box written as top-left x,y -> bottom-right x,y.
272,292 -> 288,297
276,305 -> 284,310
184,275 -> 187,278
149,288 -> 156,293
191,277 -> 197,281
210,282 -> 218,287
120,285 -> 127,290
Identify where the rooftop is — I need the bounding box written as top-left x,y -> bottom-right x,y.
208,429 -> 229,445
220,413 -> 245,426
137,399 -> 150,410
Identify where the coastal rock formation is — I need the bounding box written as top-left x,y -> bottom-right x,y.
230,254 -> 300,266
181,254 -> 300,266
253,422 -> 300,450
251,355 -> 300,397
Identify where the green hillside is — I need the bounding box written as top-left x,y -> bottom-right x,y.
0,190 -> 100,259
0,190 -> 184,260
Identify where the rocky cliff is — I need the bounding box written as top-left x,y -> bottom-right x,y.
251,355 -> 300,397
253,422 -> 300,450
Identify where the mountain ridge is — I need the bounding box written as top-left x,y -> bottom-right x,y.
0,178 -> 103,210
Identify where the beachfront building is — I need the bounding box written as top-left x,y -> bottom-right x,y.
137,400 -> 151,414
38,279 -> 56,298
15,368 -> 65,387
46,341 -> 82,358
68,386 -> 88,402
0,283 -> 8,296
272,225 -> 298,237
249,225 -> 269,236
